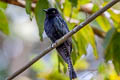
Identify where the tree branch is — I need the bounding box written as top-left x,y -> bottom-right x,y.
0,0 -> 35,10
1,0 -> 25,8
6,0 -> 120,80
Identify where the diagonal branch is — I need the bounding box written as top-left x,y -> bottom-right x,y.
6,0 -> 120,80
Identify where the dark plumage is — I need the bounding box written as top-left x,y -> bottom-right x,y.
44,8 -> 77,80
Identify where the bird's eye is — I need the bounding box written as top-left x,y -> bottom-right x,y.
52,10 -> 56,14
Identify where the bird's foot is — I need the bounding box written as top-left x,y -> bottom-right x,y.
51,41 -> 58,48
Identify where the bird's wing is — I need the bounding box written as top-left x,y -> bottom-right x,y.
53,16 -> 72,59
53,16 -> 72,51
53,16 -> 69,36
58,16 -> 70,32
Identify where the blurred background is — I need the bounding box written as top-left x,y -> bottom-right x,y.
0,0 -> 120,80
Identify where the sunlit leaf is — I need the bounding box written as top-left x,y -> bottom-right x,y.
82,25 -> 98,58
32,60 -> 46,72
96,16 -> 111,32
109,70 -> 120,80
74,58 -> 88,70
43,71 -> 69,80
72,8 -> 79,19
98,63 -> 106,73
90,20 -> 101,29
63,0 -> 72,17
0,10 -> 9,35
73,25 -> 98,59
31,54 -> 46,72
58,55 -> 67,73
108,9 -> 120,27
35,0 -> 49,41
73,27 -> 87,56
112,2 -> 120,10
78,0 -> 90,5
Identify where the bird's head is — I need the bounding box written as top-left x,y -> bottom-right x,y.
43,8 -> 59,17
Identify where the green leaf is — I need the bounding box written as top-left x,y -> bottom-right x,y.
90,20 -> 101,29
74,58 -> 88,70
96,16 -> 111,32
63,0 -> 80,19
78,0 -> 90,5
77,12 -> 86,21
71,37 -> 79,64
73,25 -> 98,59
0,1 -> 7,10
25,0 -> 32,18
69,0 -> 77,7
104,28 -> 115,61
63,0 -> 72,17
92,4 -> 99,12
98,63 -> 106,73
32,60 -> 46,72
35,0 -> 49,41
103,28 -> 115,49
51,51 -> 67,73
73,28 -> 87,56
45,71 -> 69,80
104,28 -> 120,75
58,55 -> 67,73
71,8 -> 79,19
108,9 -> 120,27
0,10 -> 9,35
82,25 -> 98,58
103,0 -> 112,2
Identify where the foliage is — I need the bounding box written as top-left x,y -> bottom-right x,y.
25,0 -> 32,19
104,27 -> 120,75
34,0 -> 49,40
0,2 -> 9,35
93,63 -> 120,80
0,69 -> 8,80
0,0 -> 120,79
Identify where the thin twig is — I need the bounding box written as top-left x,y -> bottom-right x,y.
6,0 -> 120,80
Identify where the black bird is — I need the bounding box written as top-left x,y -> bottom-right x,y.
43,8 -> 77,80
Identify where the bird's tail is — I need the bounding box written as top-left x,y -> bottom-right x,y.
67,57 -> 77,80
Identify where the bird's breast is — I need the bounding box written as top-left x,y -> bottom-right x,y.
44,18 -> 61,42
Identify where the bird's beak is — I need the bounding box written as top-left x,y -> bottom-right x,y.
43,9 -> 48,12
